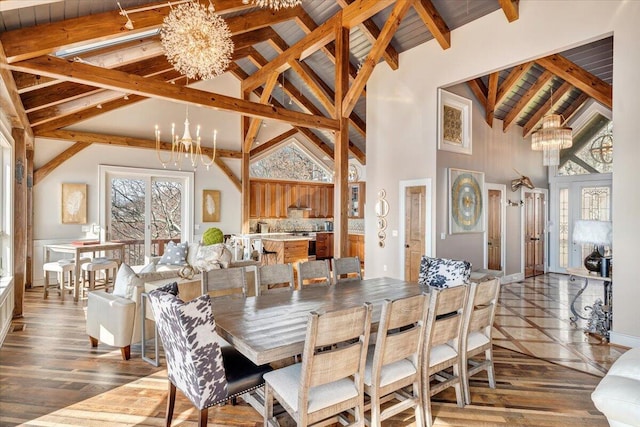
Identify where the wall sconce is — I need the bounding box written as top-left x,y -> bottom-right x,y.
508,199 -> 524,207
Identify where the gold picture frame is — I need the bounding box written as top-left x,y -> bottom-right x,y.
448,168 -> 484,234
202,190 -> 220,222
61,183 -> 87,224
438,89 -> 473,155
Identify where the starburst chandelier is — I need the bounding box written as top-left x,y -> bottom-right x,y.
160,0 -> 234,80
244,0 -> 302,10
155,106 -> 217,171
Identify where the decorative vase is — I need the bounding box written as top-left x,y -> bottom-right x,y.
584,248 -> 603,273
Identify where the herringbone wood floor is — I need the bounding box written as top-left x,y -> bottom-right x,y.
0,279 -> 611,426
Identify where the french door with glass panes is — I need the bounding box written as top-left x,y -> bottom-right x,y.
99,166 -> 193,266
549,173 -> 612,273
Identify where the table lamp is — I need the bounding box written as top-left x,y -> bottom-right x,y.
572,220 -> 612,276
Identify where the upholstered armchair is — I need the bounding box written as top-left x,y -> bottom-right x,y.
86,263 -> 179,360
418,256 -> 471,288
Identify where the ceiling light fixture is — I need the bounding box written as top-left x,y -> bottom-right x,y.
246,0 -> 302,11
531,88 -> 572,166
160,0 -> 233,80
155,104 -> 217,171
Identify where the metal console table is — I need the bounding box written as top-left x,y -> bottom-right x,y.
567,267 -> 612,341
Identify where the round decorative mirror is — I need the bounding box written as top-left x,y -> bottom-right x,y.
375,199 -> 389,217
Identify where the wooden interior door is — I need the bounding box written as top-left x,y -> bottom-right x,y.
404,185 -> 426,282
487,189 -> 502,271
524,192 -> 545,278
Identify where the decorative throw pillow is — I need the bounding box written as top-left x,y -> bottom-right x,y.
139,262 -> 156,273
112,263 -> 138,298
158,241 -> 189,266
420,256 -> 471,288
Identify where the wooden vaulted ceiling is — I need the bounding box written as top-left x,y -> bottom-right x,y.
0,0 -> 613,187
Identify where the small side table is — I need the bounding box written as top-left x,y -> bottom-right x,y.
566,267 -> 612,341
140,275 -> 202,366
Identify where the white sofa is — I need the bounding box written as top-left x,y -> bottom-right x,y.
592,347 -> 640,427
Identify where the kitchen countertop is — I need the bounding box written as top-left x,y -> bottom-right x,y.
261,235 -> 313,241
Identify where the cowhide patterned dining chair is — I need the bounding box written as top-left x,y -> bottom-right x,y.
147,283 -> 272,427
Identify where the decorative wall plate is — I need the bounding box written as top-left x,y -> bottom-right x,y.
448,168 -> 484,233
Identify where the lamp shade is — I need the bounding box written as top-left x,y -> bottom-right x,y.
572,220 -> 612,245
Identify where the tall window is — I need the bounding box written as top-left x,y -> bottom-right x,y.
558,188 -> 569,268
0,130 -> 12,277
100,166 -> 193,266
558,118 -> 613,176
250,139 -> 333,182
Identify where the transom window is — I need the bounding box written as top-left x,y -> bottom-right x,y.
250,139 -> 333,182
559,117 -> 613,176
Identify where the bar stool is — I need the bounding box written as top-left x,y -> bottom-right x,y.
43,260 -> 76,300
81,258 -> 119,298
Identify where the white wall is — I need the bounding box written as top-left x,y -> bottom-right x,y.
367,1 -> 640,346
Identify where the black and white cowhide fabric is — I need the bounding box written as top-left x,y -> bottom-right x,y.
418,256 -> 471,288
147,285 -> 228,410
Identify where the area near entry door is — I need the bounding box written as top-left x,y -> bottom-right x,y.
524,190 -> 546,278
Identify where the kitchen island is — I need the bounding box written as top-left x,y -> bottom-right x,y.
261,235 -> 311,267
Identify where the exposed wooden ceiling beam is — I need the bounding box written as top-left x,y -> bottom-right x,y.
498,0 -> 519,22
496,61 -> 533,106
335,0 -> 399,70
0,41 -> 34,146
293,11 -> 360,83
486,72 -> 499,126
36,129 -> 242,159
22,55 -> 174,113
214,157 -> 241,192
502,70 -> 553,132
243,73 -> 278,152
343,0 -> 413,117
10,55 -> 339,131
522,81 -> 572,137
32,94 -> 147,134
244,0 -> 394,93
250,128 -> 299,157
33,142 -> 90,185
13,71 -> 57,93
536,54 -> 612,109
413,0 -> 451,50
0,1 -> 293,63
560,91 -> 590,125
467,78 -> 487,106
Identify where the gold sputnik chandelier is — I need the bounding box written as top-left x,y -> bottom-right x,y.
160,0 -> 234,80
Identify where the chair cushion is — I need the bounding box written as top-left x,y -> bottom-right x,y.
264,363 -> 358,413
363,345 -> 417,387
158,241 -> 189,266
467,331 -> 490,352
429,343 -> 458,367
418,256 -> 471,288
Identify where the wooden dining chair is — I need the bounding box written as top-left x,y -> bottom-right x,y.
461,278 -> 501,404
264,303 -> 372,427
201,266 -> 247,300
363,293 -> 429,426
147,283 -> 272,427
421,284 -> 469,427
297,259 -> 332,289
256,263 -> 295,295
331,256 -> 362,284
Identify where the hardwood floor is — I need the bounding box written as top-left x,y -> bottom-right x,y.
0,275 -> 614,426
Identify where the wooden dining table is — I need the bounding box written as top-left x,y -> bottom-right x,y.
212,277 -> 427,366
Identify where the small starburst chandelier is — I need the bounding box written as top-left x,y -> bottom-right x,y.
161,0 -> 234,80
244,0 -> 302,10
155,105 -> 217,171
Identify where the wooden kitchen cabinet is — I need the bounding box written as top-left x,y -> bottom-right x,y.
250,179 -> 334,219
348,182 -> 365,218
316,232 -> 334,260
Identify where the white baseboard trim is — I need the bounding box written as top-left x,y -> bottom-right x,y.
609,331 -> 640,349
501,273 -> 524,284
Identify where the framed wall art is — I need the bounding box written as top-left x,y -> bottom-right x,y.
61,183 -> 87,224
448,168 -> 484,234
438,88 -> 472,155
202,189 -> 220,222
